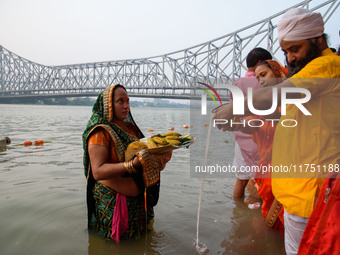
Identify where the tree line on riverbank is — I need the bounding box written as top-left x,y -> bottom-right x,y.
0,97 -> 189,108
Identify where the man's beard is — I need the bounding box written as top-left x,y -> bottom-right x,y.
286,41 -> 321,77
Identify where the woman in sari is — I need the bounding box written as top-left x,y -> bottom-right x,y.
82,84 -> 171,241
239,60 -> 288,230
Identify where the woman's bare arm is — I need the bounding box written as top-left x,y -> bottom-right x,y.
89,144 -> 140,196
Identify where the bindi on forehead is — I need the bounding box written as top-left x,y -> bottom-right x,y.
114,87 -> 127,95
114,87 -> 129,100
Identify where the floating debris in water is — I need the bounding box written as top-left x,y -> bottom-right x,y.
248,202 -> 261,210
194,241 -> 209,255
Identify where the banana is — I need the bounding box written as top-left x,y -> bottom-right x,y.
182,134 -> 191,139
165,139 -> 182,146
146,133 -> 191,148
162,132 -> 181,137
147,137 -> 158,148
180,134 -> 192,143
164,135 -> 181,140
153,136 -> 168,145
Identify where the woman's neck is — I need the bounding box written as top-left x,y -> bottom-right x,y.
112,119 -> 139,138
112,119 -> 126,128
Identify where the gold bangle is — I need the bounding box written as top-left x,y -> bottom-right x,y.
124,161 -> 130,173
124,160 -> 137,174
129,160 -> 137,174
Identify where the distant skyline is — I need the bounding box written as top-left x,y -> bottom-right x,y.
1,0 -> 339,66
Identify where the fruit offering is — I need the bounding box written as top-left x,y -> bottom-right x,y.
146,132 -> 192,149
125,132 -> 193,159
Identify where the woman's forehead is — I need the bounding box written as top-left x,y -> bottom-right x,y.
255,64 -> 271,73
114,87 -> 128,97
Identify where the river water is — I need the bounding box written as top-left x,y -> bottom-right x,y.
0,104 -> 284,255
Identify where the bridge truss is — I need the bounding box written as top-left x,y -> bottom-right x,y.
0,0 -> 339,100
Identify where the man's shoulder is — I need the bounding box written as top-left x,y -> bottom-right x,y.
294,53 -> 340,78
313,49 -> 340,67
314,52 -> 340,65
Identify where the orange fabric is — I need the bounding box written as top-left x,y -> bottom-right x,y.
262,59 -> 288,78
88,129 -> 110,147
88,128 -> 119,163
88,122 -> 140,163
248,116 -> 284,229
255,178 -> 284,230
298,173 -> 340,255
251,119 -> 275,168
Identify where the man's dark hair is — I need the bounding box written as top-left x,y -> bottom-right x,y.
246,47 -> 273,68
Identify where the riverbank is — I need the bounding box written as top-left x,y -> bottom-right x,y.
0,97 -> 189,108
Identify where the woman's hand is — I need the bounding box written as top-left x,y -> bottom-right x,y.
131,150 -> 172,171
132,155 -> 142,169
134,149 -> 172,173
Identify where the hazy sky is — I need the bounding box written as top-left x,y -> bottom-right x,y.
1,0 -> 339,66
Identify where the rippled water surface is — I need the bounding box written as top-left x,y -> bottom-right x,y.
0,104 -> 284,255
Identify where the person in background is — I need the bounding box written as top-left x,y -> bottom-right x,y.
82,84 -> 171,242
213,8 -> 340,255
244,60 -> 287,230
0,137 -> 11,151
230,48 -> 272,198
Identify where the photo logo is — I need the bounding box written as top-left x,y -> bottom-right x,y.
198,82 -> 311,116
198,82 -> 222,115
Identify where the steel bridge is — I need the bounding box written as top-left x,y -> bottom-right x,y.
0,0 -> 338,101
